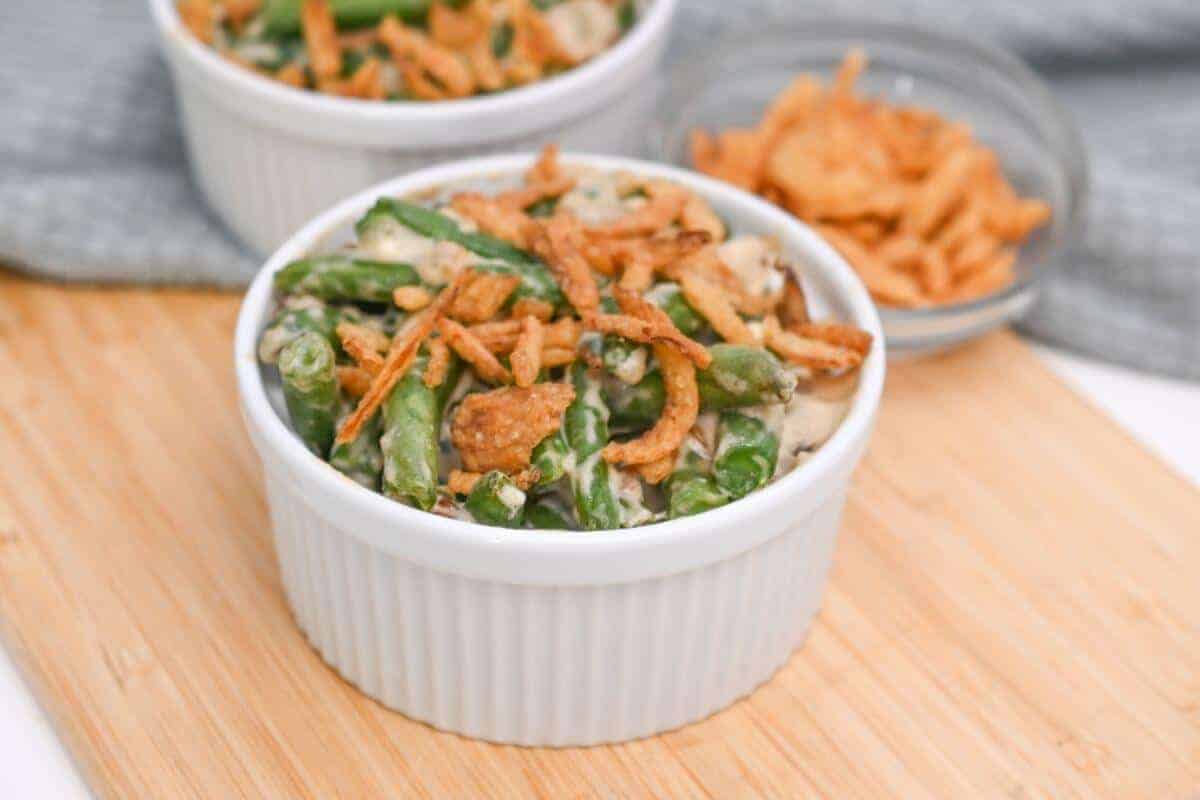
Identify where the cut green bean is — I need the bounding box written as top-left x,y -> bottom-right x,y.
646,283 -> 706,337
258,303 -> 340,363
531,429 -> 571,487
380,357 -> 440,510
666,451 -> 730,519
607,344 -> 798,427
278,332 -> 339,458
617,0 -> 637,32
356,198 -> 535,265
262,0 -> 431,36
491,22 -> 514,59
330,409 -> 384,489
564,363 -> 622,530
713,412 -> 779,499
273,255 -> 420,303
465,471 -> 526,528
525,498 -> 574,530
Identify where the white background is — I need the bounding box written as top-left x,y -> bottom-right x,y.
1,346 -> 1197,798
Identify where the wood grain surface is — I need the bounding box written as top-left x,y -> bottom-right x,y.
0,275 -> 1197,799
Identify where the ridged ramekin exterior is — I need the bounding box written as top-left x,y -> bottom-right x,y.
266,462 -> 848,745
172,73 -> 660,256
150,0 -> 672,256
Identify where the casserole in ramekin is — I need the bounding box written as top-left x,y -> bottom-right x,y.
234,154 -> 884,745
148,0 -> 678,255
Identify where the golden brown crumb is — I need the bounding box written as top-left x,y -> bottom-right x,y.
451,383 -> 576,473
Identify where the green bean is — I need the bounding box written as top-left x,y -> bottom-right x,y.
380,356 -> 439,510
525,498 -> 574,530
606,345 -> 798,427
262,0 -> 431,36
713,412 -> 779,499
526,196 -> 558,217
647,283 -> 706,337
329,408 -> 383,489
564,363 -> 622,530
698,344 -> 797,409
606,370 -> 666,429
465,471 -> 526,528
278,332 -> 339,458
491,22 -> 514,59
531,429 -> 571,487
258,303 -> 340,363
666,451 -> 730,519
273,255 -> 421,303
356,198 -> 535,265
617,0 -> 637,32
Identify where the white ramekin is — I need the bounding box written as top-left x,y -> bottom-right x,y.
148,0 -> 678,256
234,154 -> 885,745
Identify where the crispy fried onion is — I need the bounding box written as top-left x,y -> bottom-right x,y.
301,0 -> 342,83
529,214 -> 600,313
587,230 -> 712,283
336,272 -> 467,444
336,365 -> 373,398
468,316 -> 581,354
447,270 -> 522,323
448,467 -> 541,495
422,336 -> 452,389
678,271 -> 758,345
636,451 -> 677,485
587,188 -> 687,238
778,270 -> 811,327
438,317 -> 512,384
451,383 -> 576,473
666,244 -> 783,317
450,192 -> 534,248
763,315 -> 863,372
336,321 -> 389,374
606,285 -> 712,368
791,321 -> 873,357
393,285 -> 434,311
378,15 -> 474,100
510,315 -> 544,388
602,344 -> 698,466
509,296 -> 555,322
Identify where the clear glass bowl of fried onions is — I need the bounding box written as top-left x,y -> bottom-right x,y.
650,19 -> 1088,355
252,146 -> 877,531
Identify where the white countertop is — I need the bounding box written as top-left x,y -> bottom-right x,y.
2,345 -> 1197,799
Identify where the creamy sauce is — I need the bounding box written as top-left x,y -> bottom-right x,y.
775,394 -> 850,474
545,0 -> 619,64
610,346 -> 648,385
560,168 -> 631,225
718,236 -> 786,300
355,217 -> 481,285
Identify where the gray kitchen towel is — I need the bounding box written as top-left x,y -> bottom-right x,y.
2,1 -> 1198,379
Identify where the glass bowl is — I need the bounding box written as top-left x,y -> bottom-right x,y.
648,19 -> 1088,356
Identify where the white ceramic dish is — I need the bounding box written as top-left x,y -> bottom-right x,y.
234,154 -> 885,745
148,0 -> 677,255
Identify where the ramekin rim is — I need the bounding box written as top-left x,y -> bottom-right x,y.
147,0 -> 678,122
234,153 -> 884,554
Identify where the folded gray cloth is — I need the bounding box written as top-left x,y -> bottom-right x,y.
2,1 -> 1198,379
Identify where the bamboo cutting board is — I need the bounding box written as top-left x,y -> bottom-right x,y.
1,274 -> 1198,799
